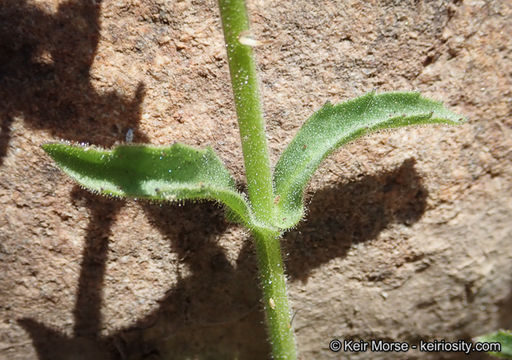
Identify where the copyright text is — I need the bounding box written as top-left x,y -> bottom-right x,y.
328,339 -> 501,354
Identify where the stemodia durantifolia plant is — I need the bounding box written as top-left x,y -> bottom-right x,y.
42,0 -> 466,359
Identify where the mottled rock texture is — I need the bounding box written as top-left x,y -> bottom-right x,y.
0,0 -> 511,359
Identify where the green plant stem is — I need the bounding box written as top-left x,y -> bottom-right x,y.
218,0 -> 297,358
217,0 -> 274,223
252,228 -> 297,360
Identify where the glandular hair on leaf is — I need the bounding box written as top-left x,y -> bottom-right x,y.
41,142 -> 259,229
272,91 -> 465,230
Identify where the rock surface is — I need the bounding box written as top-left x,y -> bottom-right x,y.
0,0 -> 511,359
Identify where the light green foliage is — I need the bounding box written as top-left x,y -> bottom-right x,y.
218,0 -> 274,223
42,1 -> 467,358
477,330 -> 512,359
42,142 -> 256,228
43,92 -> 465,360
273,92 -> 465,229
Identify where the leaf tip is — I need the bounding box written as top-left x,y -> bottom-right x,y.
41,142 -> 51,153
41,142 -> 62,157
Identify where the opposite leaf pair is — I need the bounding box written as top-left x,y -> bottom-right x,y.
43,91 -> 464,233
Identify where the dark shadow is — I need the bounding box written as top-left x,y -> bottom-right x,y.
70,188 -> 126,338
19,188 -> 125,360
0,0 -> 147,166
108,202 -> 269,359
0,116 -> 13,166
19,158 -> 434,359
284,158 -> 427,282
18,318 -> 111,360
498,282 -> 512,330
102,158 -> 428,359
9,0 -> 148,355
4,0 -> 484,358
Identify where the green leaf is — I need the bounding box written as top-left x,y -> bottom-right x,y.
273,91 -> 466,229
476,330 -> 512,359
42,142 -> 257,228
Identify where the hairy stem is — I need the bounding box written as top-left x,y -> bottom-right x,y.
217,0 -> 274,223
252,228 -> 297,360
218,0 -> 297,358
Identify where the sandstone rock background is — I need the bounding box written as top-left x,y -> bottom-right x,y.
0,0 -> 511,359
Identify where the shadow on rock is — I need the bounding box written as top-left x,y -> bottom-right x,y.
18,158 -> 435,359
498,281 -> 512,330
109,202 -> 270,359
19,189 -> 125,360
0,0 -> 147,166
284,158 -> 428,281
